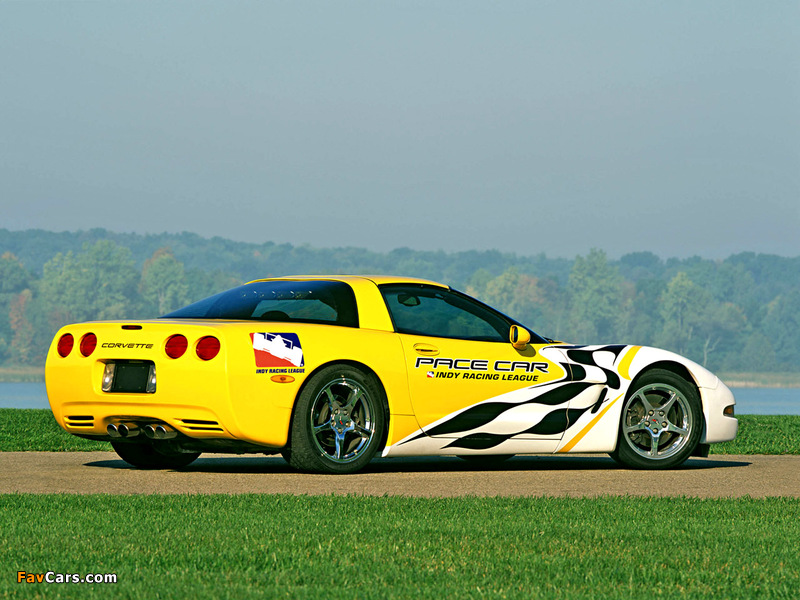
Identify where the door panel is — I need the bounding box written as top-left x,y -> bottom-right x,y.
398,334 -> 585,440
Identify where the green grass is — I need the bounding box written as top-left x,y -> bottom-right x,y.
0,409 -> 111,452
1,494 -> 798,599
710,415 -> 800,455
1,409 -> 799,454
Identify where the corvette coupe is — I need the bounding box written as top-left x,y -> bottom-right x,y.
46,275 -> 737,473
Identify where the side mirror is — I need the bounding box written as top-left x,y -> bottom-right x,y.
509,325 -> 531,349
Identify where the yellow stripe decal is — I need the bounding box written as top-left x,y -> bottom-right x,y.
558,393 -> 623,453
618,345 -> 641,381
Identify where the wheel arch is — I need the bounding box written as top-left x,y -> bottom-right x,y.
288,359 -> 391,451
625,360 -> 707,446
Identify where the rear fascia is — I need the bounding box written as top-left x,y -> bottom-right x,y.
46,321 -> 249,444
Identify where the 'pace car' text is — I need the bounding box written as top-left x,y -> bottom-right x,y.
415,357 -> 549,372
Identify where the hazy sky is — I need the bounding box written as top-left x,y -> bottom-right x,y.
2,1 -> 798,259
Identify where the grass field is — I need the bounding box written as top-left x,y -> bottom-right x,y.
0,409 -> 112,452
1,408 -> 799,455
1,494 -> 799,599
2,414 -> 799,599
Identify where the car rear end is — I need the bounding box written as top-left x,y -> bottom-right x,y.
46,320 -> 255,448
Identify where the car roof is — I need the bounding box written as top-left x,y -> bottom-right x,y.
246,275 -> 449,288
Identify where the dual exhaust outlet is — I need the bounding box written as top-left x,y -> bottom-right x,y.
107,422 -> 177,440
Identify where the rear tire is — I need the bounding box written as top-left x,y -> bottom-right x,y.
111,441 -> 200,469
283,364 -> 386,474
610,369 -> 703,469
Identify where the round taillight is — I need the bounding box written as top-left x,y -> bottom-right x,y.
196,336 -> 221,361
165,334 -> 188,359
80,333 -> 97,357
57,334 -> 74,358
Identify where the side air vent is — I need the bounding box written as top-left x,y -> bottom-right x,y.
65,415 -> 94,428
177,418 -> 224,432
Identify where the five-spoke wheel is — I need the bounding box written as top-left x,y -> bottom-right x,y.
611,369 -> 702,469
283,365 -> 386,473
309,377 -> 376,463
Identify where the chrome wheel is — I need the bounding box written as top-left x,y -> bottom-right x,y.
622,383 -> 693,461
309,377 -> 376,464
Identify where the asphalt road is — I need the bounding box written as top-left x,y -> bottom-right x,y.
1,452 -> 798,497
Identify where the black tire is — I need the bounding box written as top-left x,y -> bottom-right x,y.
111,441 -> 200,470
282,364 -> 386,474
610,369 -> 703,469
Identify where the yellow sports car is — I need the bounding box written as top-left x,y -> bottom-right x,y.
46,275 -> 737,473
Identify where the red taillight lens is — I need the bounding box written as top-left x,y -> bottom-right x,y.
196,336 -> 221,361
57,334 -> 74,358
165,334 -> 188,359
80,333 -> 97,357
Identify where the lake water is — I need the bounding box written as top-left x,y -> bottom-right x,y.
1,382 -> 798,415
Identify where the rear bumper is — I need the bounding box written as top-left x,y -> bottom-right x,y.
56,399 -> 234,439
46,357 -> 292,449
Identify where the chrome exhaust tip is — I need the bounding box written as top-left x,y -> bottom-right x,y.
107,423 -> 121,438
143,423 -> 177,440
154,424 -> 177,440
117,422 -> 140,438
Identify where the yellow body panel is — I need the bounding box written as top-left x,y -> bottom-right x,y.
46,319 -> 412,448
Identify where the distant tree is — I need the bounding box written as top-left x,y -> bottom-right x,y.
695,301 -> 747,368
567,249 -> 624,342
761,291 -> 800,370
8,289 -> 36,364
464,268 -> 493,298
729,331 -> 778,372
39,240 -> 139,326
0,252 -> 31,293
139,248 -> 190,316
617,251 -> 664,282
616,279 -> 666,346
0,253 -> 36,363
480,268 -> 543,325
656,272 -> 709,358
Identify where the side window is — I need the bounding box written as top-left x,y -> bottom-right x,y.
380,285 -> 509,342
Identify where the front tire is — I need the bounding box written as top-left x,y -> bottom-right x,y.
610,369 -> 703,469
282,364 -> 386,474
111,441 -> 200,470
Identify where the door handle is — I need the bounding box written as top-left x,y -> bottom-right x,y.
413,343 -> 440,356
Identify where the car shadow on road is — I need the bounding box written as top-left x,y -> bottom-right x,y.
83,454 -> 752,474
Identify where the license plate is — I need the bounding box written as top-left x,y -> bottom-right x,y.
102,361 -> 156,394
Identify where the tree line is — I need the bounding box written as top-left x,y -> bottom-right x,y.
1,229 -> 798,372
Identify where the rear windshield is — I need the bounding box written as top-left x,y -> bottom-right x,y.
162,280 -> 359,327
